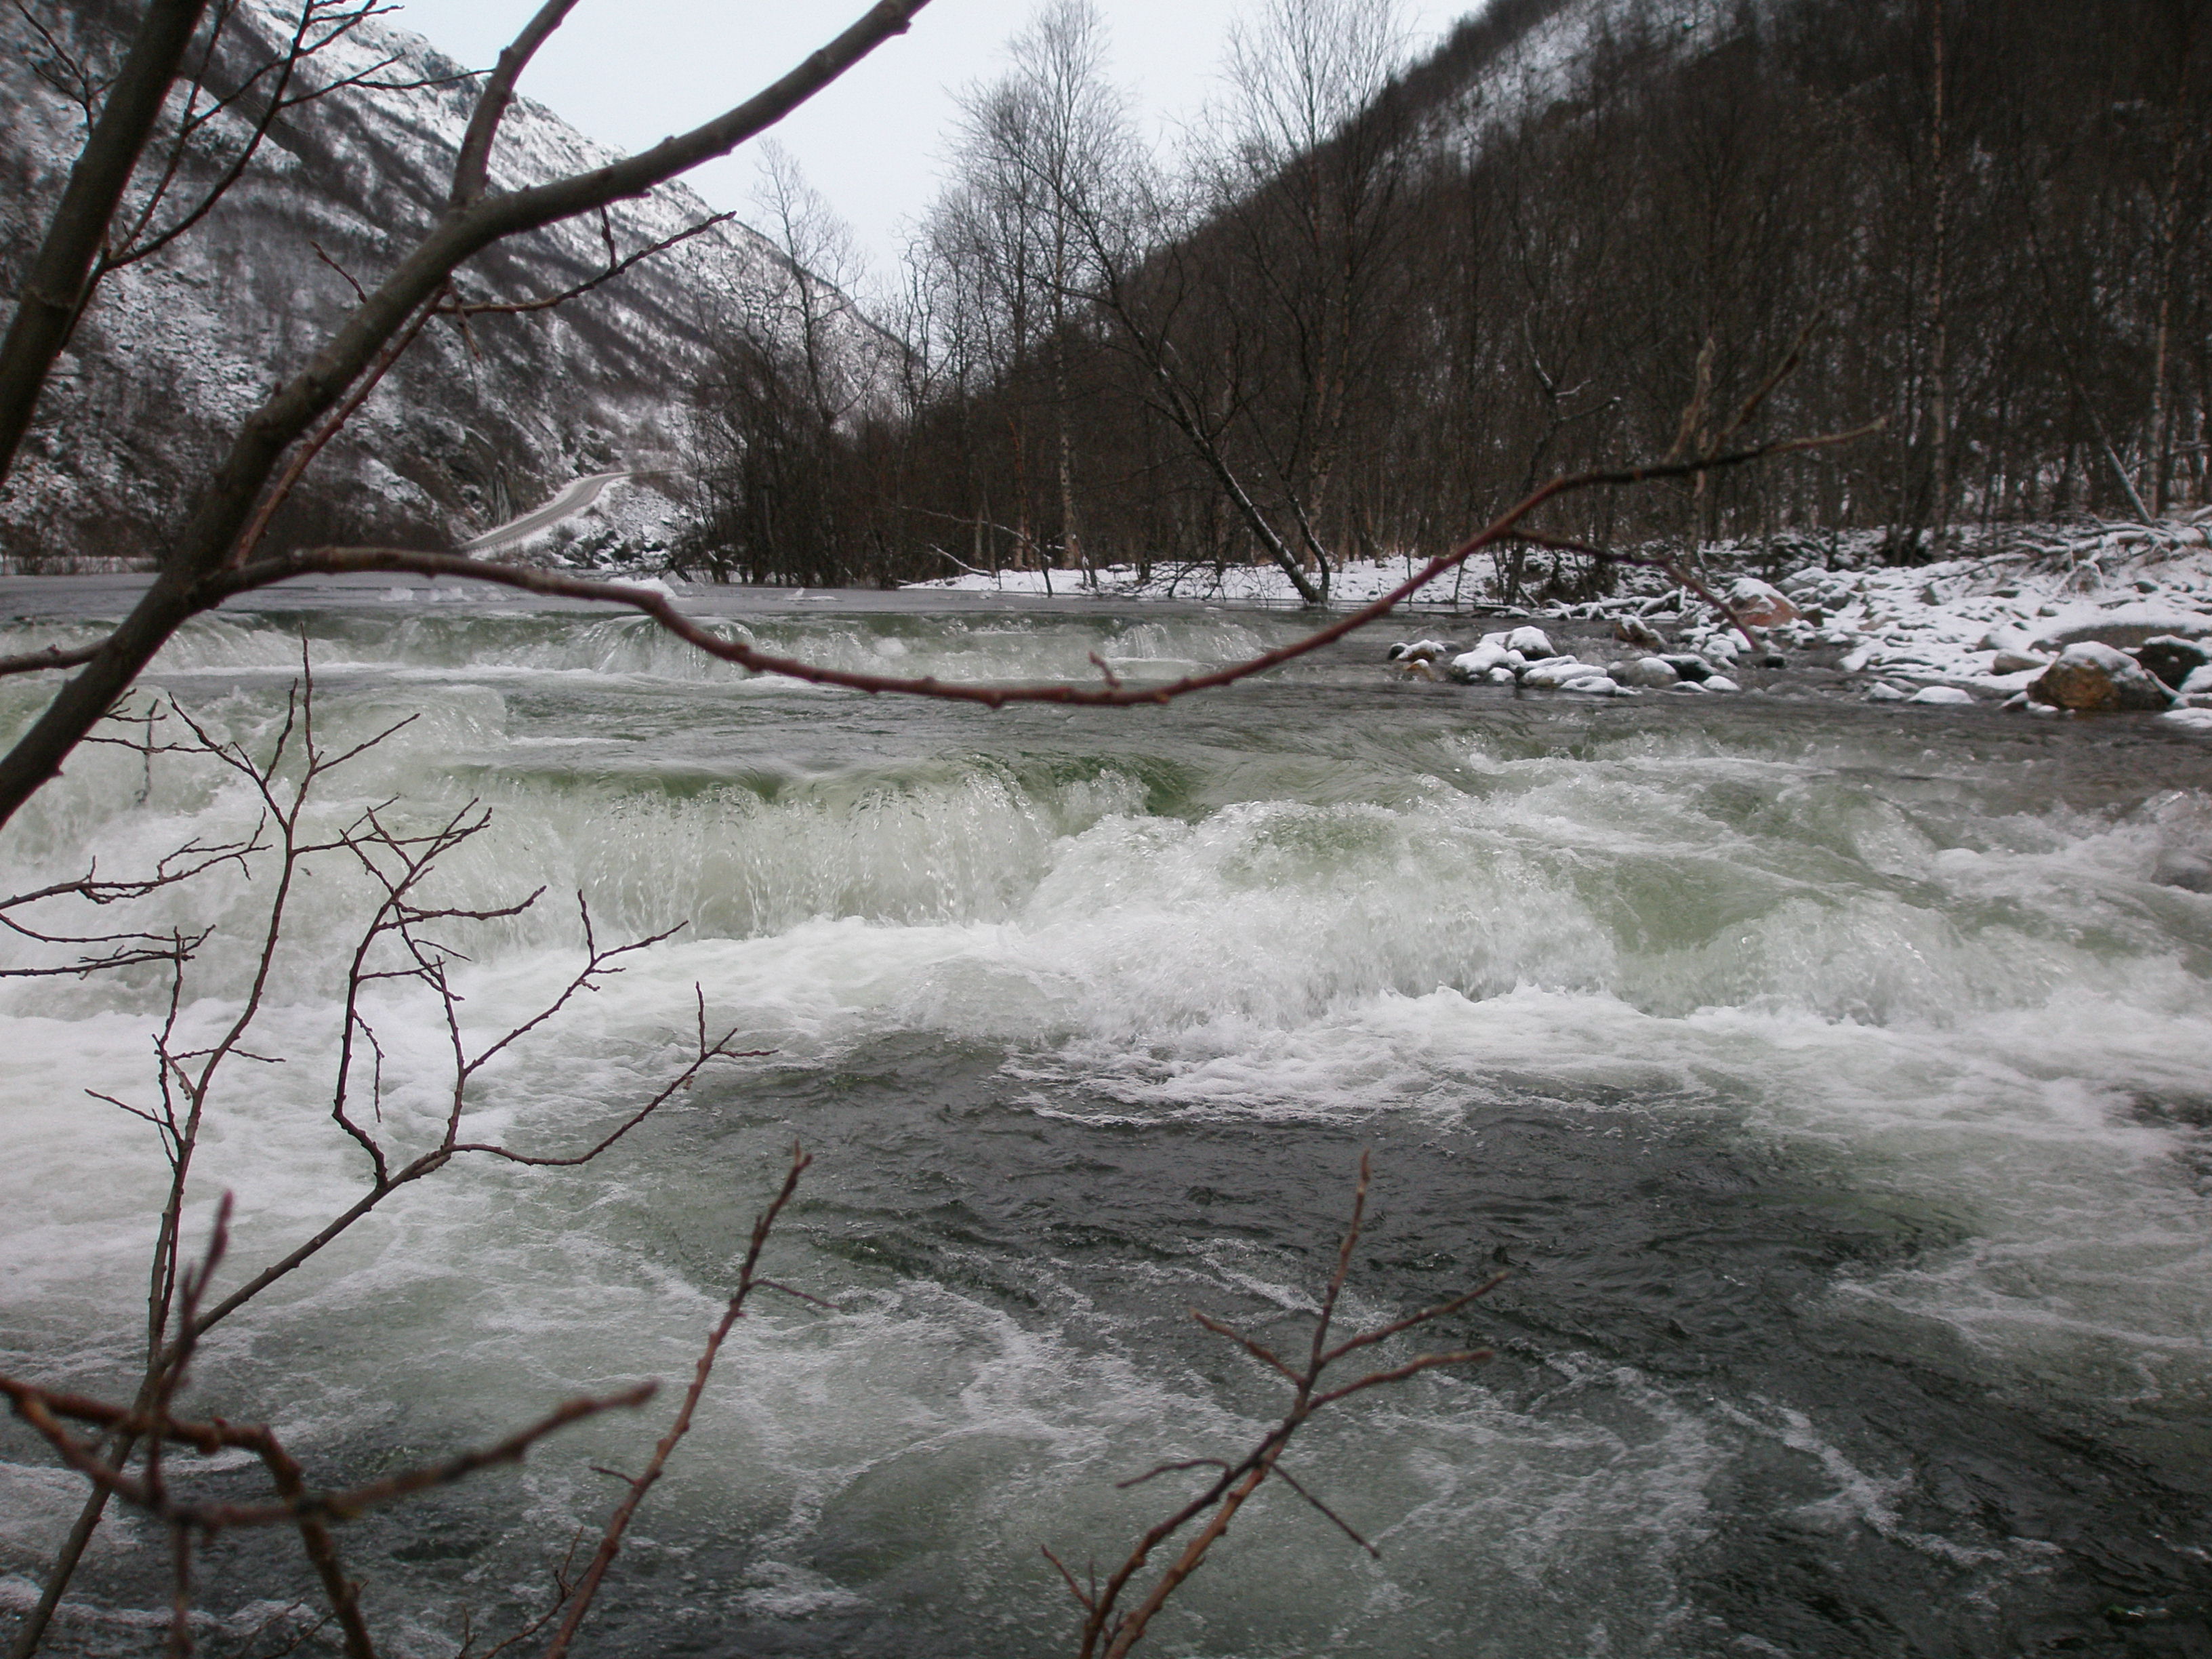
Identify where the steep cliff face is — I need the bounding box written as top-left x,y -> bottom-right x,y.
0,0 -> 880,570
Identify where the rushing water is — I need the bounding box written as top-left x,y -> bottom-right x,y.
4,585 -> 2212,1658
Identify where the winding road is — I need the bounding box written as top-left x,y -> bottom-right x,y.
460,469 -> 630,555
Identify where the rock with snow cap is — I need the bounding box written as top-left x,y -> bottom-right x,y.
2029,642 -> 2176,712
1908,685 -> 1975,705
1518,657 -> 1592,689
1866,682 -> 1909,701
1722,577 -> 1799,628
1448,642 -> 1515,680
1504,626 -> 1556,659
1387,639 -> 1458,663
1607,656 -> 1680,688
1658,653 -> 1714,682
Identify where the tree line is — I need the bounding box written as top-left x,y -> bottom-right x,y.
675,0 -> 2212,598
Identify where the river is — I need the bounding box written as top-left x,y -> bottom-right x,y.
3,579 -> 2211,1657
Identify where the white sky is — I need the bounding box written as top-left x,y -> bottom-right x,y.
390,0 -> 1472,286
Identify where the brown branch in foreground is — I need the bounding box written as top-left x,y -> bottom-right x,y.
209,426 -> 1882,715
5,657 -> 766,1656
0,1369 -> 657,1530
0,641 -> 103,679
1048,1153 -> 1507,1659
539,1142 -> 817,1659
0,0 -> 937,834
437,210 -> 736,319
1506,529 -> 1767,654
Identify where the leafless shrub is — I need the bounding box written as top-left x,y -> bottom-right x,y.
2,649 -> 766,1656
1044,1153 -> 1504,1658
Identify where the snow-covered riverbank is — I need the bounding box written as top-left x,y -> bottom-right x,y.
908,513 -> 2212,716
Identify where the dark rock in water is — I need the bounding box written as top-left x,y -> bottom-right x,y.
2152,849 -> 2212,893
1758,652 -> 1788,669
2029,643 -> 2176,712
2135,636 -> 2212,690
1659,654 -> 1714,682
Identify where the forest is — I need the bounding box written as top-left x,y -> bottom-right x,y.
677,0 -> 2212,600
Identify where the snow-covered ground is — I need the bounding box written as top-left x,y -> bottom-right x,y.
907,514 -> 2212,722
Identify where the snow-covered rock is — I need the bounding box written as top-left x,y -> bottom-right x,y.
1608,656 -> 1679,688
2030,642 -> 2176,712
1519,657 -> 1591,689
1504,626 -> 1556,659
1388,639 -> 1458,662
1867,682 -> 1909,701
1448,642 -> 1515,679
1723,577 -> 1798,628
1907,685 -> 1975,705
1703,674 -> 1742,693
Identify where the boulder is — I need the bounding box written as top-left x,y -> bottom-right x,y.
1610,656 -> 1680,689
2029,642 -> 2177,712
1704,674 -> 1742,693
1867,682 -> 1909,701
1387,638 -> 1457,663
1504,626 -> 1556,659
1614,616 -> 1666,649
1723,577 -> 1799,628
1519,657 -> 1590,689
1561,673 -> 1626,696
1908,685 -> 1975,705
1990,648 -> 2050,675
1658,653 -> 1714,682
1448,642 -> 1516,680
2135,635 -> 2212,691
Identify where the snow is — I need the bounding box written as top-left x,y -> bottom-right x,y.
907,514 -> 2212,703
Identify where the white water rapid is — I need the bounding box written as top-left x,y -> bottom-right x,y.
3,589 -> 2211,1657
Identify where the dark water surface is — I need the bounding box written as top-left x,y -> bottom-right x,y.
4,586 -> 2212,1657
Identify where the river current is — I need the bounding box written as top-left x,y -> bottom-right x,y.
3,581 -> 2212,1657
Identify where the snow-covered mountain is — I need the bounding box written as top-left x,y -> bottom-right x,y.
0,0 -> 885,569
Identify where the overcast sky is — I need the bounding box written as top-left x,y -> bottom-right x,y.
390,1 -> 1472,286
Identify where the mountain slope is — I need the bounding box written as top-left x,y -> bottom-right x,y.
0,0 -> 883,570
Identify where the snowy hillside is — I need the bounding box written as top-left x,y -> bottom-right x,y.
0,0 -> 887,570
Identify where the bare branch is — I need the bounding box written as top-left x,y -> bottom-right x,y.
0,640 -> 102,678
1054,1156 -> 1509,1659
540,1143 -> 817,1658
206,426 -> 1879,719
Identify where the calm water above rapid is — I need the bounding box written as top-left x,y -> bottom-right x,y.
4,590 -> 2212,1657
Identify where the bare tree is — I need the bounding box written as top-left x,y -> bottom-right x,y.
0,0 -> 937,830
